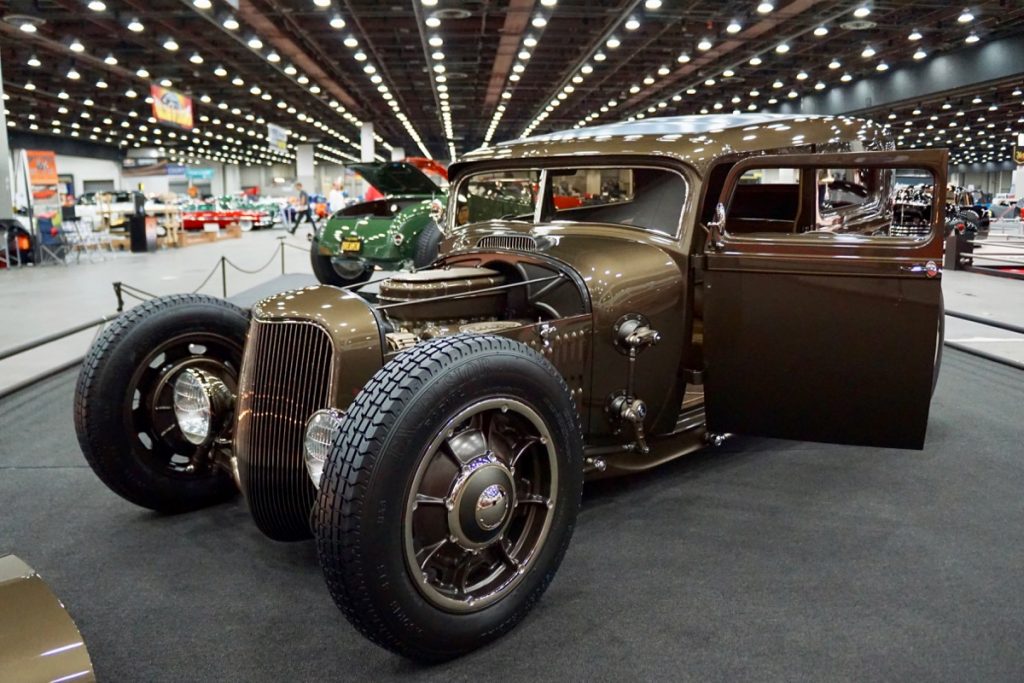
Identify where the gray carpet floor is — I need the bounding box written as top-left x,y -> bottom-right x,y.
1,349 -> 1022,681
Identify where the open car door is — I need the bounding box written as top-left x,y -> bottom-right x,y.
701,150 -> 946,449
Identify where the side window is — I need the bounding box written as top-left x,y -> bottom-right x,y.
455,170 -> 540,226
723,165 -> 937,241
726,168 -> 802,233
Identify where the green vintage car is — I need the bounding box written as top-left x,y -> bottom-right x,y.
310,160 -> 448,287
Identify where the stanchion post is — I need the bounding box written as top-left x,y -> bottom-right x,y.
280,240 -> 285,274
113,281 -> 125,312
221,256 -> 227,297
943,232 -> 960,271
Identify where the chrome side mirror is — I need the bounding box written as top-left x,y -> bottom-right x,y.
712,202 -> 726,228
704,202 -> 726,250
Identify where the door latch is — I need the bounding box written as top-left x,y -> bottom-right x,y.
900,261 -> 940,278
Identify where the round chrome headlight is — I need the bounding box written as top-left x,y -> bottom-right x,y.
304,409 -> 345,489
173,369 -> 213,445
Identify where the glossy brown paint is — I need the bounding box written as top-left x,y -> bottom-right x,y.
441,116 -> 893,447
235,114 -> 935,486
0,555 -> 95,683
442,223 -> 690,439
249,286 -> 385,408
701,150 -> 947,448
545,233 -> 688,437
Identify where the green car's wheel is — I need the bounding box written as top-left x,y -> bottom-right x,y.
310,237 -> 372,288
315,335 -> 584,661
413,220 -> 443,269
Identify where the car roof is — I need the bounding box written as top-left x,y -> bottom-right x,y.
453,114 -> 890,177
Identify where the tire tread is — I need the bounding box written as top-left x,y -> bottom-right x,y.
315,334 -> 582,660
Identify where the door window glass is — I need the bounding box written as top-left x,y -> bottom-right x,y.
723,166 -> 937,240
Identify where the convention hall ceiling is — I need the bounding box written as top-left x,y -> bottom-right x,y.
2,0 -> 1022,166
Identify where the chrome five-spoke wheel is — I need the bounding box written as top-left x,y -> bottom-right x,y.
404,398 -> 557,612
315,335 -> 583,661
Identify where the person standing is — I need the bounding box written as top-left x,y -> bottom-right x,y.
328,179 -> 347,214
289,182 -> 317,234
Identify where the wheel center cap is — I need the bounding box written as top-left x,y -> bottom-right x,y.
448,456 -> 516,550
476,484 -> 508,531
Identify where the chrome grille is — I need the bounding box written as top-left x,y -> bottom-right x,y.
476,235 -> 538,252
235,318 -> 334,540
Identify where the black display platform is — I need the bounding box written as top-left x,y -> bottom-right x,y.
2,350 -> 1022,681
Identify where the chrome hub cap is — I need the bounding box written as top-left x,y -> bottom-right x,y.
477,484 -> 509,531
404,398 -> 558,613
447,455 -> 516,549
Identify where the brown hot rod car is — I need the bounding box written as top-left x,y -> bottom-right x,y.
74,114 -> 945,661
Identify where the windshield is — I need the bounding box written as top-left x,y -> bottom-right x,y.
453,165 -> 686,236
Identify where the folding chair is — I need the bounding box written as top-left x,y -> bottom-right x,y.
36,214 -> 69,266
87,216 -> 117,254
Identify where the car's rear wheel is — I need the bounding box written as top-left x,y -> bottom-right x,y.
74,294 -> 247,512
315,335 -> 583,661
309,237 -> 372,287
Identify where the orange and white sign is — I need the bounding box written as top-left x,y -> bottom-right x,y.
150,84 -> 194,130
26,150 -> 59,185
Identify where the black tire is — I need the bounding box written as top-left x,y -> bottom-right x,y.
315,335 -> 584,661
412,220 -> 442,269
959,209 -> 981,225
933,291 -> 944,398
310,237 -> 372,287
74,294 -> 249,513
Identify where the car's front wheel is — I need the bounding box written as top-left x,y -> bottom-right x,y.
74,294 -> 248,512
315,335 -> 584,661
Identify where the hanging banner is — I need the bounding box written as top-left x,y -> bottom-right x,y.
123,158 -> 172,177
150,84 -> 194,130
186,168 -> 215,181
268,123 -> 289,152
26,150 -> 59,185
1014,146 -> 1024,165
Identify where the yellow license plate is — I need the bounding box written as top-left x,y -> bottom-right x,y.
341,239 -> 362,253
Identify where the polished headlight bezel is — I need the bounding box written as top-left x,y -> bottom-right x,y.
303,408 -> 345,489
173,369 -> 213,445
172,368 -> 234,446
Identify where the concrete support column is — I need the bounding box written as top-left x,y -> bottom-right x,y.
390,147 -> 406,161
360,123 -> 375,162
0,53 -> 15,218
295,144 -> 315,189
223,164 -> 242,194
